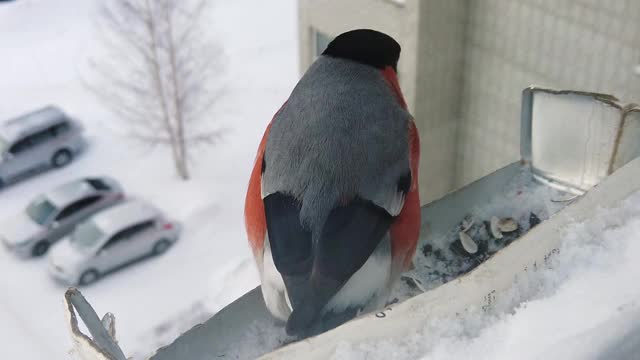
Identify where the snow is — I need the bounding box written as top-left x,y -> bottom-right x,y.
331,191 -> 640,360
2,2 -> 640,360
0,0 -> 297,359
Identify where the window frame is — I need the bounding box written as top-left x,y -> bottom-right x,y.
312,28 -> 333,59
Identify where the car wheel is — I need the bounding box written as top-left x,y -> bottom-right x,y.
31,240 -> 50,257
52,149 -> 73,168
153,239 -> 172,255
79,269 -> 100,286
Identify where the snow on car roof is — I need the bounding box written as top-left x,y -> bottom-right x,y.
0,105 -> 66,141
92,200 -> 160,233
45,179 -> 98,207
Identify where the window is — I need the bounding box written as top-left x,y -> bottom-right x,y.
313,29 -> 333,58
29,128 -> 54,147
125,221 -> 155,238
55,195 -> 102,221
9,136 -> 33,155
10,128 -> 55,154
103,230 -> 128,250
0,136 -> 7,154
26,196 -> 58,225
49,121 -> 70,137
103,220 -> 154,250
71,221 -> 105,251
86,178 -> 111,191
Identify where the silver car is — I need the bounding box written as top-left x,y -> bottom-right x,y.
48,200 -> 181,286
0,106 -> 85,189
0,177 -> 124,257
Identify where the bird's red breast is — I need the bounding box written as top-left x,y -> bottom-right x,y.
381,66 -> 421,270
245,122 -> 273,261
390,120 -> 421,269
381,66 -> 408,110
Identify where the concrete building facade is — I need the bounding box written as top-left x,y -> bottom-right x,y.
298,0 -> 640,204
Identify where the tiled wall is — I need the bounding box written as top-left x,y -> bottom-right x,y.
456,0 -> 640,187
414,0 -> 467,202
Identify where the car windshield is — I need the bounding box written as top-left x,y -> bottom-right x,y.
71,221 -> 105,250
25,196 -> 58,225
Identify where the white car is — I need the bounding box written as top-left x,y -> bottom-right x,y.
0,106 -> 86,189
0,177 -> 124,257
48,200 -> 181,286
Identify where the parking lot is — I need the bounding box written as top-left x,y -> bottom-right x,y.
0,0 -> 297,358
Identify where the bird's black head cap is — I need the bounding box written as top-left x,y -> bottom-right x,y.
322,29 -> 401,72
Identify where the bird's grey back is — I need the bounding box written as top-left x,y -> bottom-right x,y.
263,56 -> 411,234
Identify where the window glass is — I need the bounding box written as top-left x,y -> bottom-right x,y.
29,128 -> 54,147
55,195 -> 101,221
103,221 -> 153,249
26,196 -> 58,225
314,29 -> 333,58
103,230 -> 127,250
9,137 -> 32,155
50,121 -> 70,137
86,178 -> 111,191
71,221 -> 105,251
125,221 -> 155,238
0,136 -> 7,154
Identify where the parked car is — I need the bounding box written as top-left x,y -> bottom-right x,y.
0,177 -> 124,257
48,200 -> 182,286
0,106 -> 85,189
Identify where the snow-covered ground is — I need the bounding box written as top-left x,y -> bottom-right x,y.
0,0 -> 297,359
332,191 -> 640,360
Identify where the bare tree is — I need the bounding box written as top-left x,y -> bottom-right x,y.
89,0 -> 225,180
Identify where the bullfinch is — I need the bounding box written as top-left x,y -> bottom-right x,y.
244,29 -> 421,337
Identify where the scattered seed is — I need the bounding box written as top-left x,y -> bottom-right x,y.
462,218 -> 474,232
459,231 -> 478,254
498,218 -> 518,232
490,216 -> 503,239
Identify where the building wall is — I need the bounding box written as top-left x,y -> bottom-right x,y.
298,0 -> 420,110
456,0 -> 640,187
413,0 -> 467,202
297,0 -> 640,202
298,0 -> 469,204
